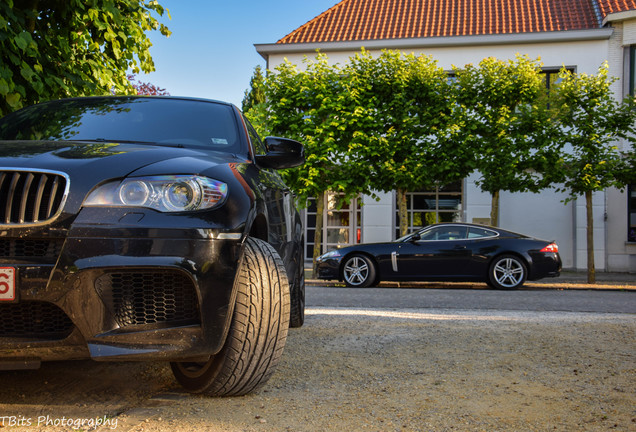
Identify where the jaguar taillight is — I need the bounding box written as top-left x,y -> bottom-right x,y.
540,243 -> 559,253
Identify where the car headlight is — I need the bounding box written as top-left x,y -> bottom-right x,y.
84,175 -> 228,212
319,249 -> 342,260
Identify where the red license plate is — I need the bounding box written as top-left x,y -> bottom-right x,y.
0,267 -> 16,301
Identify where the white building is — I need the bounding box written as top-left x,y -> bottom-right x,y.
256,0 -> 636,272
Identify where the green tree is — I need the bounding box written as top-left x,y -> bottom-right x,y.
266,54 -> 373,271
242,66 -> 269,138
344,50 -> 461,236
244,101 -> 270,139
0,0 -> 170,116
453,56 -> 550,227
551,63 -> 636,283
242,65 -> 266,112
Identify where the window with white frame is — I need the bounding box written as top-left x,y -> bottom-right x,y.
304,193 -> 362,260
394,181 -> 463,238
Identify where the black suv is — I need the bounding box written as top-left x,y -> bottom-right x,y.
0,96 -> 305,396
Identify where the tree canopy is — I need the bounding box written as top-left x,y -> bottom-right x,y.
344,50 -> 463,235
265,55 -> 373,270
242,65 -> 265,113
256,51 -> 636,277
0,0 -> 170,116
453,56 -> 553,226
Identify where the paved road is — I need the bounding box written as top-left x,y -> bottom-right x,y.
307,285 -> 636,314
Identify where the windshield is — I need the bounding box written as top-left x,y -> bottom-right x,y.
396,230 -> 421,242
0,97 -> 245,153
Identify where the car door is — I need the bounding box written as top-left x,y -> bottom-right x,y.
461,226 -> 501,277
395,225 -> 473,279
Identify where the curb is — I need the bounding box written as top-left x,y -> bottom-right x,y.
305,275 -> 636,291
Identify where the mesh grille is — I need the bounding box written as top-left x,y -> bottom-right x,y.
95,270 -> 200,327
0,301 -> 74,340
0,238 -> 64,259
0,170 -> 68,226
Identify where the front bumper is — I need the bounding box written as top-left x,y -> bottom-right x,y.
315,257 -> 341,280
0,212 -> 243,366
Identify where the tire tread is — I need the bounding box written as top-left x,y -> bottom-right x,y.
170,237 -> 290,396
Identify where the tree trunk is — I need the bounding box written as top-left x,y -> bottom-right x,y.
585,190 -> 596,284
397,188 -> 409,237
312,192 -> 325,277
490,190 -> 500,227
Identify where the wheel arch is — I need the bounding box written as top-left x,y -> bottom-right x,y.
248,212 -> 269,242
487,250 -> 530,277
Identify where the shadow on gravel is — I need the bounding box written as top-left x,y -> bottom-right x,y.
0,360 -> 174,422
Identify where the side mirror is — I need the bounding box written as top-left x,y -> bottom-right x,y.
255,137 -> 305,169
410,233 -> 421,242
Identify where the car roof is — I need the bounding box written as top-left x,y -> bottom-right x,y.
37,95 -> 237,108
420,223 -> 525,237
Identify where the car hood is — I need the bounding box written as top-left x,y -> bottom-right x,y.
0,140 -> 235,215
0,140 -> 217,173
326,242 -> 397,257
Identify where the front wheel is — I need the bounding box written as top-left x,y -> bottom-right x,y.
342,254 -> 377,288
488,255 -> 527,290
170,237 -> 290,396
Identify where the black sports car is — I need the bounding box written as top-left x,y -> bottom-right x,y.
0,96 -> 305,396
316,223 -> 561,289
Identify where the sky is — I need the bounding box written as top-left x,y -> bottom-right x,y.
143,0 -> 341,108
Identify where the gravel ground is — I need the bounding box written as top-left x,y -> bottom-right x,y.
1,307 -> 634,432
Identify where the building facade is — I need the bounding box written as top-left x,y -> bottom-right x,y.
256,0 -> 636,272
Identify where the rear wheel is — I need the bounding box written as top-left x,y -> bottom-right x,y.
342,254 -> 377,288
170,237 -> 290,396
488,255 -> 527,290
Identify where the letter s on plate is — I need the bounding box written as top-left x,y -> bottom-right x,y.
0,267 -> 15,301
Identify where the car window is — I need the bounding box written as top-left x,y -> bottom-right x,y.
0,97 -> 244,154
468,227 -> 498,239
419,226 -> 468,241
244,116 -> 267,156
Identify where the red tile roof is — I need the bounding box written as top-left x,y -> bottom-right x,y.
598,0 -> 636,15
277,0 -> 636,44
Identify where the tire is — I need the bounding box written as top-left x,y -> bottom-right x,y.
488,254 -> 527,290
170,237 -> 290,396
289,250 -> 305,328
342,254 -> 377,288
